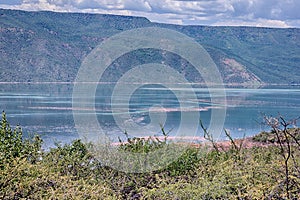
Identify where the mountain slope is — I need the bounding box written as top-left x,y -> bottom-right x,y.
0,9 -> 299,85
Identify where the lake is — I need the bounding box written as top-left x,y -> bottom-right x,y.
1,82 -> 299,149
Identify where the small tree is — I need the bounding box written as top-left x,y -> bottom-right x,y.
0,111 -> 42,166
0,111 -> 23,160
264,115 -> 300,199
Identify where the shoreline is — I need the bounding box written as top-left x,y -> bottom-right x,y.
111,135 -> 275,149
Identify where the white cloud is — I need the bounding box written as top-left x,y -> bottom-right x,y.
0,0 -> 22,5
212,18 -> 290,28
229,0 -> 300,20
123,0 -> 152,12
0,0 -> 299,27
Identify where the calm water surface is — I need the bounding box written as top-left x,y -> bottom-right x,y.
1,83 -> 299,148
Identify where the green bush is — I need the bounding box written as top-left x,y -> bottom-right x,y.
42,139 -> 95,178
0,157 -> 117,199
0,112 -> 117,199
0,111 -> 42,167
164,147 -> 200,176
253,128 -> 300,143
1,112 -> 300,199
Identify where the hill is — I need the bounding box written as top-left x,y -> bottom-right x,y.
0,9 -> 299,85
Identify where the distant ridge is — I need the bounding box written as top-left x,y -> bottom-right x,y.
0,8 -> 299,85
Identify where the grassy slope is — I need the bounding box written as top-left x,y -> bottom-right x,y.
1,9 -> 300,84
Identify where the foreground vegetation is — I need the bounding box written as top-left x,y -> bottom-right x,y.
1,111 -> 300,199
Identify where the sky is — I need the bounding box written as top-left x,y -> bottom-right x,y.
0,0 -> 300,28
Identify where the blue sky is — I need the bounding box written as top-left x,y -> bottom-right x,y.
0,0 -> 299,28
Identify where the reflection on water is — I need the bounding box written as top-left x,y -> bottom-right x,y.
0,82 -> 299,148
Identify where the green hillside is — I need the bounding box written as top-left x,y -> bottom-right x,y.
0,9 -> 299,85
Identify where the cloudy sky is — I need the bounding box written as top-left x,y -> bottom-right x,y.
0,0 -> 299,28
